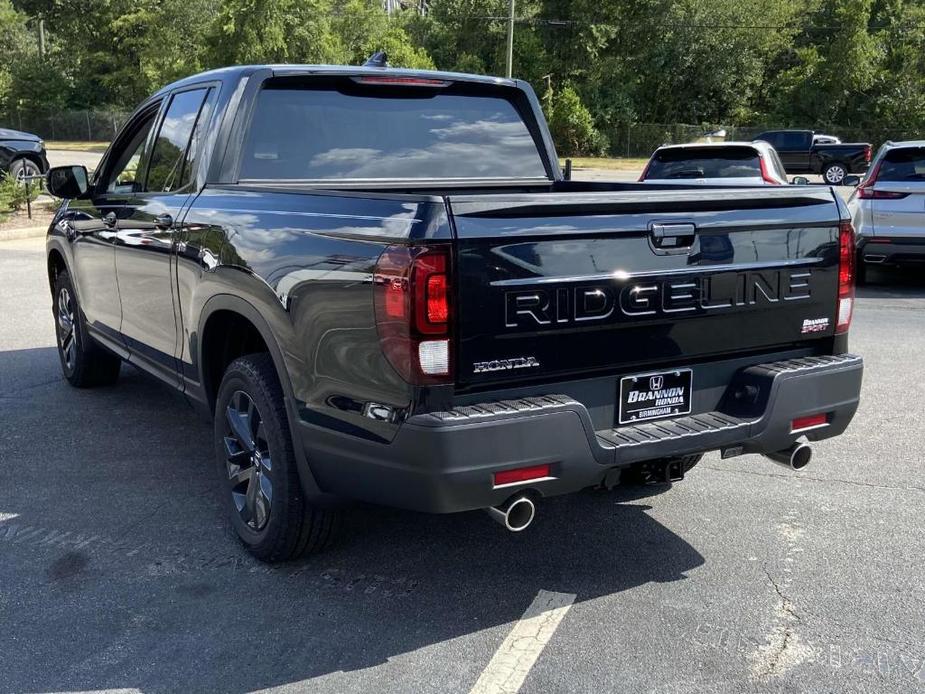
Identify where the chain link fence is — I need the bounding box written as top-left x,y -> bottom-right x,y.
0,109 -> 130,142
2,108 -> 920,157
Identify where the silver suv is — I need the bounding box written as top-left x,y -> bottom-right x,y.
848,141 -> 925,283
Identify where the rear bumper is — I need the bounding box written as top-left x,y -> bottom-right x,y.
301,354 -> 863,513
859,237 -> 925,266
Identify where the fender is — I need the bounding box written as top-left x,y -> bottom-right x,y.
196,292 -> 328,501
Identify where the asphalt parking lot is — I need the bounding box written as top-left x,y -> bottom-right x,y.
1,236 -> 924,694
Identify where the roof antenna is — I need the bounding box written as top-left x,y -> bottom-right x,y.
363,51 -> 389,68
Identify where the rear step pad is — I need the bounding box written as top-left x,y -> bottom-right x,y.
597,412 -> 751,449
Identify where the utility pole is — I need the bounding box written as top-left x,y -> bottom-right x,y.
505,0 -> 514,78
38,20 -> 46,59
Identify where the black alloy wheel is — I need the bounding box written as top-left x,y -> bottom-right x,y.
52,269 -> 121,387
214,354 -> 340,561
223,390 -> 274,532
56,285 -> 77,374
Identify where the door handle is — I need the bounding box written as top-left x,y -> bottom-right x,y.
154,213 -> 174,230
102,211 -> 117,228
649,223 -> 697,255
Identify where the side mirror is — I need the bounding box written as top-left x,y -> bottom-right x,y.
843,175 -> 861,187
46,165 -> 90,199
790,176 -> 810,186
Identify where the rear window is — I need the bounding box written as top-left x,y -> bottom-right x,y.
646,147 -> 762,179
878,147 -> 925,181
239,80 -> 548,181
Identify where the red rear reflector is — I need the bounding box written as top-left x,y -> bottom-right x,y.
494,464 -> 551,486
791,413 -> 828,432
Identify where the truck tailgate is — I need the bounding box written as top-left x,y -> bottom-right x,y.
448,187 -> 843,388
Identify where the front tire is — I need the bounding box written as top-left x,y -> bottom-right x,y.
9,157 -> 42,184
822,162 -> 848,185
214,354 -> 340,562
53,270 -> 121,387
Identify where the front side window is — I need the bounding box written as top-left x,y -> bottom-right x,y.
145,88 -> 209,193
104,110 -> 158,194
239,80 -> 548,181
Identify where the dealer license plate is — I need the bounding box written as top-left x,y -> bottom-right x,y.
618,369 -> 693,424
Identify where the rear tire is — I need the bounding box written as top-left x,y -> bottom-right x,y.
214,353 -> 340,562
822,162 -> 848,185
53,270 -> 121,387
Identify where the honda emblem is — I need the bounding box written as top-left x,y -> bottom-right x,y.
649,375 -> 664,391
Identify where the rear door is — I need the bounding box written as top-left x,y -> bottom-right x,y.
871,146 -> 925,238
777,132 -> 812,171
449,187 -> 843,388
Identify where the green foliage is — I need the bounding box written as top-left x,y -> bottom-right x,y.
5,0 -> 925,155
546,84 -> 606,156
0,171 -> 41,215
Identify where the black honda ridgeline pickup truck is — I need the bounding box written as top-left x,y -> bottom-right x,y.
45,65 -> 863,561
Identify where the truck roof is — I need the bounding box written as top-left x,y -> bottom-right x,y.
152,64 -> 519,99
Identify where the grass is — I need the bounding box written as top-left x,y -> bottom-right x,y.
46,140 -> 110,153
560,156 -> 649,171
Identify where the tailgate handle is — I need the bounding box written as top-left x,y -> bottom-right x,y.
649,223 -> 697,255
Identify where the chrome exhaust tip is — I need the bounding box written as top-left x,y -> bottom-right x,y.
763,442 -> 812,470
486,494 -> 536,532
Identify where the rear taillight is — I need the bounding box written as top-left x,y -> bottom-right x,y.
836,221 -> 855,334
858,188 -> 908,200
374,245 -> 452,384
759,156 -> 781,185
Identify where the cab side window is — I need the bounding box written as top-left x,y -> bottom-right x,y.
145,88 -> 209,193
104,109 -> 158,194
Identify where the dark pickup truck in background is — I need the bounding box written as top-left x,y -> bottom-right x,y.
44,65 -> 864,561
755,129 -> 871,185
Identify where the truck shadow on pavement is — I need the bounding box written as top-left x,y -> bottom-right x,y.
856,266 -> 925,299
0,347 -> 704,693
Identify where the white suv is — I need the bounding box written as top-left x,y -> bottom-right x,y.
848,141 -> 925,283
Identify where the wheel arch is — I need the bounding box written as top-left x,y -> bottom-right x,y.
9,152 -> 47,174
196,294 -> 325,499
47,247 -> 67,297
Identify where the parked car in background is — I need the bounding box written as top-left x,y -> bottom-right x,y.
638,141 -> 789,185
754,129 -> 870,185
848,140 -> 925,284
0,127 -> 49,182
